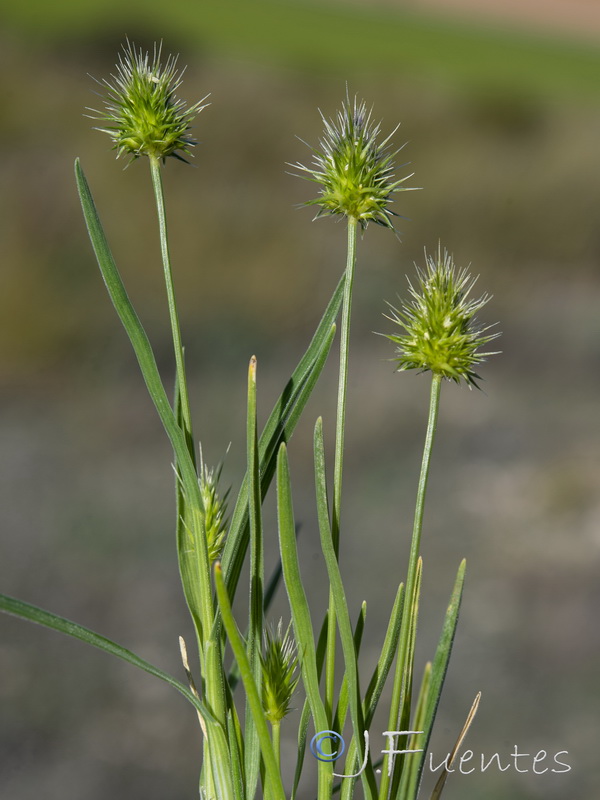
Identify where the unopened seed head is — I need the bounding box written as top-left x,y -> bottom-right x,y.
261,621 -> 299,724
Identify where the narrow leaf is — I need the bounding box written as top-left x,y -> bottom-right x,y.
314,419 -> 377,800
205,721 -> 236,800
334,602 -> 367,736
245,356 -> 263,800
395,661 -> 432,800
222,274 -> 343,600
291,612 -> 329,800
364,582 -> 404,726
388,557 -> 423,800
339,581 -> 405,800
75,160 -> 197,502
227,709 -> 246,800
214,563 -> 286,800
227,549 -> 289,692
174,383 -> 203,648
75,160 -> 212,640
405,559 -> 467,800
277,443 -> 333,800
0,593 -> 207,720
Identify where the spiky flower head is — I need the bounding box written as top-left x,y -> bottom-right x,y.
199,459 -> 229,564
90,40 -> 208,162
384,247 -> 499,388
261,621 -> 299,724
292,94 -> 415,230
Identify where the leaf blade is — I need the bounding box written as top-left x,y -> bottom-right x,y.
314,418 -> 376,800
277,443 -> 333,800
0,593 -> 207,719
221,275 -> 342,601
405,559 -> 467,800
75,159 -> 212,640
214,564 -> 286,800
244,356 -> 263,800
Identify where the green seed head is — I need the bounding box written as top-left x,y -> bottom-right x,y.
90,41 -> 208,162
261,621 -> 299,724
292,94 -> 415,229
199,459 -> 229,564
385,247 -> 499,387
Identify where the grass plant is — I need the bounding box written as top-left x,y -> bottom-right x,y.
0,42 -> 499,800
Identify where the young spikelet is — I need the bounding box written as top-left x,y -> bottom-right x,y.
261,621 -> 300,724
292,93 -> 416,230
199,459 -> 229,564
89,40 -> 208,162
385,246 -> 499,387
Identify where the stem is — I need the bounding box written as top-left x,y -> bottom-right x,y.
407,373 -> 442,597
149,157 -> 224,800
272,720 -> 281,772
378,372 -> 442,800
325,215 -> 358,721
149,156 -> 196,466
332,216 -> 358,550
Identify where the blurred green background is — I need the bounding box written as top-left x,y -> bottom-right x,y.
2,1 -> 600,798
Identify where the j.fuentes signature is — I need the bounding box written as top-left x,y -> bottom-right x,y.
309,730 -> 571,777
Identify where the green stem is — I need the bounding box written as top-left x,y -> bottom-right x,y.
272,720 -> 281,772
378,372 -> 442,800
149,157 -> 225,800
332,215 -> 358,551
325,215 -> 358,721
149,156 -> 196,466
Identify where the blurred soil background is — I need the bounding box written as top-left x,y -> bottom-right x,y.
1,1 -> 600,798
